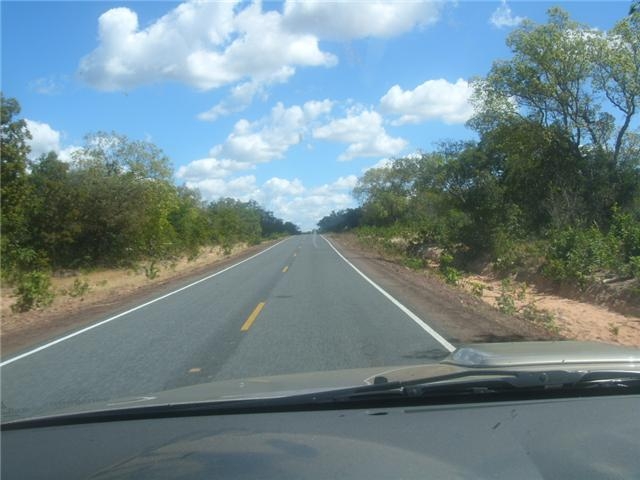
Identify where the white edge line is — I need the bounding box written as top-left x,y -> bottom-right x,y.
0,238 -> 290,367
321,235 -> 456,353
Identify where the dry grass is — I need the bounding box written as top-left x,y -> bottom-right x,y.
1,244 -> 248,341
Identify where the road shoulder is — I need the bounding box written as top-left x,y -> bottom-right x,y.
326,234 -> 558,345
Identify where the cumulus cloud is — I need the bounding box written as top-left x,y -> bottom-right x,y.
176,158 -> 254,182
490,0 -> 524,28
24,119 -> 80,162
78,1 -> 444,115
380,78 -> 473,125
264,177 -> 305,195
189,175 -> 261,201
25,120 -> 60,160
210,99 -> 333,164
198,78 -> 276,121
282,0 -> 443,40
313,108 -> 406,160
270,175 -> 358,229
78,2 -> 336,92
180,171 -> 358,231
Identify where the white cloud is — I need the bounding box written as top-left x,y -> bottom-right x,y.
264,177 -> 305,195
79,1 -> 445,116
363,158 -> 393,172
490,0 -> 524,28
188,175 -> 261,201
24,119 -> 81,162
282,0 -> 443,40
210,99 -> 333,164
181,172 -> 358,231
313,108 -> 407,160
198,79 -> 270,121
25,120 -> 60,160
380,78 -> 473,125
28,75 -> 66,95
78,1 -> 336,93
329,174 -> 358,191
58,146 -> 82,163
176,158 -> 253,182
303,99 -> 334,119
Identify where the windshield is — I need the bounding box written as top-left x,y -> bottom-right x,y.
1,0 -> 639,422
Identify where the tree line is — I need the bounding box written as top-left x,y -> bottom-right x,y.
1,96 -> 299,311
319,8 -> 640,290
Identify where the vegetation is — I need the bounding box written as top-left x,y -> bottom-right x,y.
1,94 -> 299,311
319,8 -> 640,298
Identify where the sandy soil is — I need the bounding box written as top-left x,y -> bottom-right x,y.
0,242 -> 274,357
462,274 -> 640,347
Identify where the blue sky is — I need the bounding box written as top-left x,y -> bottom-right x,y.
1,1 -> 632,229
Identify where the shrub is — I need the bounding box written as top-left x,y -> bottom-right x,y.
143,260 -> 159,280
439,251 -> 461,285
68,278 -> 91,298
11,271 -> 55,312
497,279 -> 517,315
543,227 -> 613,287
402,257 -> 424,270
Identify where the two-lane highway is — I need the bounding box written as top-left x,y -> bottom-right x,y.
1,234 -> 453,421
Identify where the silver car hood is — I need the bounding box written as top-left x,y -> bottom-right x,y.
73,340 -> 640,412
6,341 -> 640,421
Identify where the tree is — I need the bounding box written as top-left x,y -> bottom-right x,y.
74,131 -> 173,181
317,208 -> 362,232
593,11 -> 640,162
28,152 -> 82,267
354,166 -> 412,226
67,132 -> 179,266
1,95 -> 37,274
470,7 -> 639,162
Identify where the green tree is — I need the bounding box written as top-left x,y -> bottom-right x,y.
593,11 -> 640,162
0,94 -> 38,275
471,7 -> 639,161
28,152 -> 82,267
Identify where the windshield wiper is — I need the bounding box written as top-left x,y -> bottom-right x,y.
304,369 -> 640,405
3,370 -> 639,430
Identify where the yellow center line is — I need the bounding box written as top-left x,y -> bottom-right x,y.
293,253 -> 297,257
241,302 -> 266,331
282,265 -> 289,273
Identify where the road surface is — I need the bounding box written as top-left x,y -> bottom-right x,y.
1,234 -> 454,420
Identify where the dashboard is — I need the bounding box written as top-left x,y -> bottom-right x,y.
3,393 -> 639,479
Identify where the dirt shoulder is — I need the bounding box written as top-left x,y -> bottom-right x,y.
328,233 -> 640,348
327,233 -> 558,345
1,240 -> 282,359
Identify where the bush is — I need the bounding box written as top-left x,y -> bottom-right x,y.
543,227 -> 614,287
68,278 -> 91,298
143,260 -> 159,280
497,279 -> 517,315
11,271 -> 55,312
630,256 -> 640,279
402,257 -> 424,270
439,251 -> 461,285
543,209 -> 640,286
608,208 -> 640,277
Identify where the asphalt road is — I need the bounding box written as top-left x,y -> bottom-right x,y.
1,233 -> 454,421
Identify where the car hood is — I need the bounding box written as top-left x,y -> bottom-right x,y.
7,340 -> 640,421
